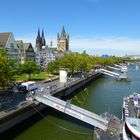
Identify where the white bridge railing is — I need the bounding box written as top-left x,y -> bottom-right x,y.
98,68 -> 120,78
108,66 -> 121,71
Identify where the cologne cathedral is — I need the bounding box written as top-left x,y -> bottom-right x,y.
36,28 -> 46,51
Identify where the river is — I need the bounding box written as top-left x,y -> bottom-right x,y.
1,63 -> 140,140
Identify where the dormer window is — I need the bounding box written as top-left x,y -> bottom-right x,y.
10,43 -> 14,47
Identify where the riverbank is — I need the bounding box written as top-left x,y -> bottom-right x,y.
0,71 -> 102,135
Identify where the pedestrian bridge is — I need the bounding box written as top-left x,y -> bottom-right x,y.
97,68 -> 128,80
34,93 -> 108,131
97,68 -> 120,78
108,66 -> 121,71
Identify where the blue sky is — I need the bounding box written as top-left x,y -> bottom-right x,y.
0,0 -> 140,56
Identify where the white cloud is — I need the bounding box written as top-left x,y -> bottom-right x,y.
70,36 -> 140,56
16,34 -> 140,56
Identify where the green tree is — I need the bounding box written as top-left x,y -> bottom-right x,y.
0,49 -> 7,57
76,53 -> 93,72
46,53 -> 123,75
18,61 -> 40,80
60,53 -> 77,74
46,60 -> 59,74
0,56 -> 15,89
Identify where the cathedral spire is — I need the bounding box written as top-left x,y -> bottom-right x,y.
42,29 -> 44,38
61,26 -> 66,38
41,29 -> 46,46
37,27 -> 40,38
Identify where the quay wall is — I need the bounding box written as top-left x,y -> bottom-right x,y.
0,72 -> 102,134
0,103 -> 46,134
53,72 -> 102,99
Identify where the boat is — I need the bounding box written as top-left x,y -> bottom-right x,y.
122,93 -> 140,140
121,66 -> 128,73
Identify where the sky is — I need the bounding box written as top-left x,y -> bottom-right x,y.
0,0 -> 140,56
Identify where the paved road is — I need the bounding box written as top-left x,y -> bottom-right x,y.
35,77 -> 82,96
0,72 -> 91,112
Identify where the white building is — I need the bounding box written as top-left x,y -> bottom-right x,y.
35,50 -> 41,66
35,45 -> 57,69
0,32 -> 19,60
46,47 -> 56,63
129,55 -> 140,60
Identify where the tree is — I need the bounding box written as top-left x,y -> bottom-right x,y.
0,49 -> 7,57
46,53 -> 123,75
18,61 -> 40,80
0,56 -> 15,89
46,60 -> 59,74
60,53 -> 77,74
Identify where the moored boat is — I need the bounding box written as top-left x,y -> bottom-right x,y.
121,66 -> 128,73
122,93 -> 140,140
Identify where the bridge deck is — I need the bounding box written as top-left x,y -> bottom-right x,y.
108,66 -> 121,71
99,69 -> 120,77
35,93 -> 108,131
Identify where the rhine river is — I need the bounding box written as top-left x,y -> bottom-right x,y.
2,63 -> 140,140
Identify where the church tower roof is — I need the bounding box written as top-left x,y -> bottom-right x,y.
41,29 -> 46,46
61,26 -> 66,38
42,29 -> 44,38
57,26 -> 69,53
37,27 -> 40,38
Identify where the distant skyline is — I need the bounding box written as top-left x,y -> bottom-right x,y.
1,0 -> 140,56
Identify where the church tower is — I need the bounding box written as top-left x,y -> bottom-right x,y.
57,26 -> 69,53
41,29 -> 46,46
36,28 -> 46,51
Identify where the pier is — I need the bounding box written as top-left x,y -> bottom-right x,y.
96,68 -> 128,80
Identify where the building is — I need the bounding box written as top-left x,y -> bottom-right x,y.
17,41 -> 35,63
35,50 -> 41,66
16,40 -> 25,64
128,55 -> 140,60
0,32 -> 19,60
57,26 -> 69,53
35,29 -> 57,69
39,45 -> 56,69
23,43 -> 35,61
36,28 -> 46,51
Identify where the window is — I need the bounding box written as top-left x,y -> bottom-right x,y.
10,43 -> 14,47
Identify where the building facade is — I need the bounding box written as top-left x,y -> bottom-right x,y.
17,41 -> 35,63
23,43 -> 35,61
57,26 -> 69,53
16,40 -> 25,64
0,32 -> 19,60
36,28 -> 46,51
35,28 -> 57,69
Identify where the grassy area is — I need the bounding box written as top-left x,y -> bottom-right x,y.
15,72 -> 54,82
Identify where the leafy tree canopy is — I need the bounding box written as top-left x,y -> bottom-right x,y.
0,56 -> 15,89
18,61 -> 40,80
46,53 -> 123,75
0,49 -> 7,57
